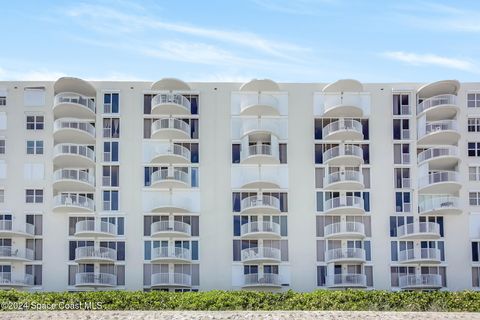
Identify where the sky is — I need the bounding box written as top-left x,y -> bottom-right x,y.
0,0 -> 479,82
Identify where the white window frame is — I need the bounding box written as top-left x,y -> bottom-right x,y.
26,114 -> 44,130
25,189 -> 43,204
468,93 -> 480,108
470,191 -> 480,206
26,140 -> 44,155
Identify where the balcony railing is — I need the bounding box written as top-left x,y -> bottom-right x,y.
53,119 -> 95,136
322,119 -> 363,138
324,221 -> 365,237
324,170 -> 363,187
398,248 -> 441,263
243,273 -> 280,286
323,93 -> 364,113
151,93 -> 191,113
0,220 -> 35,235
399,274 -> 442,289
422,120 -> 458,136
241,246 -> 281,262
75,246 -> 116,261
53,194 -> 95,211
75,220 -> 117,236
323,145 -> 363,163
397,222 -> 440,238
240,94 -> 278,113
417,146 -> 458,164
53,169 -> 94,186
151,169 -> 190,186
151,220 -> 191,236
54,92 -> 95,113
240,221 -> 281,236
240,195 -> 281,212
0,272 -> 34,286
324,196 -> 364,212
75,272 -> 116,286
417,94 -> 456,114
241,144 -> 275,161
151,272 -> 191,287
418,196 -> 460,214
151,118 -> 190,136
325,247 -> 366,262
151,246 -> 191,261
53,144 -> 95,162
326,274 -> 367,287
152,144 -> 191,162
418,171 -> 459,189
0,246 -> 34,260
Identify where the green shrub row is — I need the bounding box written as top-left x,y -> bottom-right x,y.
1,290 -> 480,312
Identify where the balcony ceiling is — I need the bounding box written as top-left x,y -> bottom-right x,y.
240,79 -> 279,92
151,78 -> 191,91
54,77 -> 96,97
417,80 -> 460,99
322,79 -> 363,93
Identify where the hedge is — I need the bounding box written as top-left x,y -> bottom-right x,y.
1,290 -> 480,312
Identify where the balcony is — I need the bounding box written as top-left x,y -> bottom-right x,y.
324,221 -> 365,240
151,246 -> 191,263
151,272 -> 191,288
151,220 -> 191,238
417,94 -> 458,120
323,145 -> 363,166
240,221 -> 281,239
53,169 -> 95,192
75,246 -> 116,263
397,222 -> 441,240
398,248 -> 441,264
324,196 -> 365,215
417,120 -> 459,146
53,144 -> 95,168
240,195 -> 281,215
418,196 -> 461,215
52,194 -> 95,213
0,246 -> 34,262
0,273 -> 34,288
326,274 -> 367,288
399,274 -> 442,290
151,93 -> 191,115
417,146 -> 460,170
75,272 -> 116,288
150,169 -> 190,189
240,144 -> 280,165
150,144 -> 191,164
325,247 -> 366,263
74,220 -> 117,238
322,93 -> 365,117
324,170 -> 364,190
242,273 -> 281,288
151,118 -> 191,140
418,171 -> 461,194
53,119 -> 96,144
53,92 -> 96,119
0,220 -> 35,237
239,93 -> 279,116
241,246 -> 281,263
322,119 -> 363,141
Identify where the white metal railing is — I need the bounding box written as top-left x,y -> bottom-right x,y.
152,144 -> 191,162
75,246 -> 116,260
54,92 -> 96,113
417,94 -> 456,114
240,195 -> 281,212
418,171 -> 459,189
151,246 -> 191,260
324,221 -> 365,237
0,272 -> 34,286
325,247 -> 366,262
323,145 -> 363,163
151,272 -> 191,286
418,196 -> 460,214
0,220 -> 35,235
323,93 -> 364,113
75,272 -> 116,286
152,93 -> 191,113
240,221 -> 281,236
326,274 -> 367,287
151,169 -> 190,186
53,169 -> 94,186
53,194 -> 95,211
151,220 -> 191,235
397,222 -> 440,238
53,119 -> 95,137
240,94 -> 278,113
324,196 -> 364,212
241,144 -> 275,160
0,246 -> 34,260
151,118 -> 190,136
422,120 -> 458,137
323,119 -> 363,138
243,273 -> 280,286
398,248 -> 441,262
75,220 -> 116,236
241,246 -> 281,261
399,274 -> 442,288
53,144 -> 95,162
324,170 -> 363,186
417,146 -> 458,164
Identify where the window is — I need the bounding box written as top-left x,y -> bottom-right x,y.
0,96 -> 5,106
393,119 -> 410,140
393,93 -> 410,115
103,141 -> 119,162
395,192 -> 411,212
26,189 -> 43,203
102,166 -> 119,187
0,189 -> 4,203
103,118 -> 120,138
24,87 -> 45,106
26,115 -> 44,130
394,168 -> 410,189
393,143 -> 410,164
473,267 -> 480,287
470,166 -> 480,181
25,265 -> 42,285
0,140 -> 4,154
26,214 -> 43,235
0,112 -> 6,130
104,93 -> 119,113
24,163 -> 44,180
103,190 -> 119,211
470,192 -> 480,206
26,140 -> 43,155
390,216 -> 414,237
468,118 -> 480,132
468,142 -> 480,157
468,93 -> 480,108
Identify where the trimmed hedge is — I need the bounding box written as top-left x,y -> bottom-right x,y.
1,290 -> 480,311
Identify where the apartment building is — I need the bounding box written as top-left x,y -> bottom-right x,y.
0,77 -> 478,292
